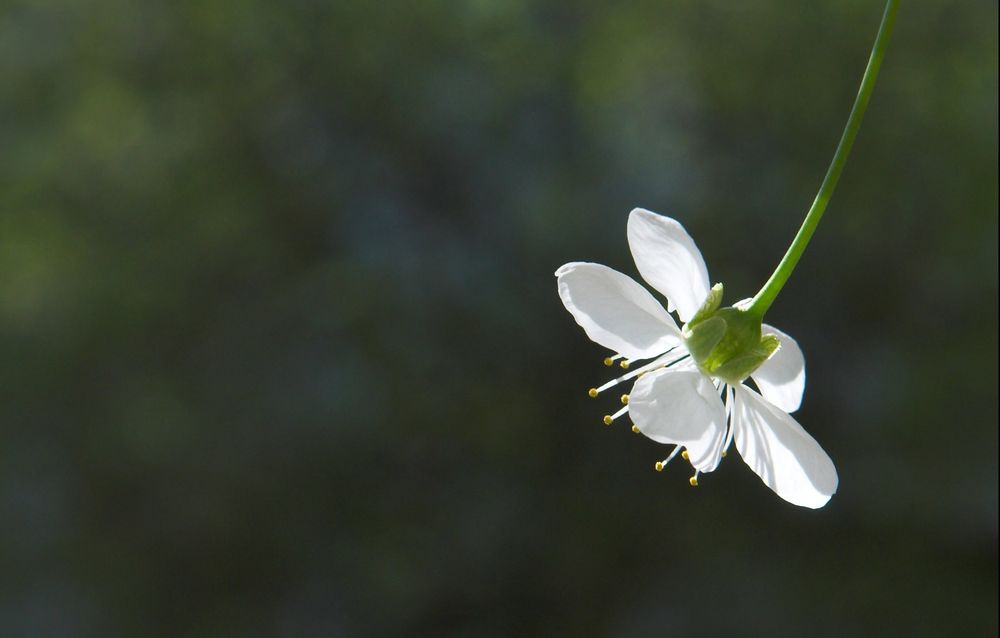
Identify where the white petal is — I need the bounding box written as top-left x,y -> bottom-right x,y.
751,324 -> 806,413
731,385 -> 837,508
626,208 -> 711,322
555,262 -> 681,361
628,368 -> 726,472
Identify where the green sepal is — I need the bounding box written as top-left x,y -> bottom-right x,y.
686,283 -> 724,329
711,333 -> 780,383
684,316 -> 726,364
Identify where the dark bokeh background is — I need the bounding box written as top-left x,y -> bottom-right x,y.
1,1 -> 996,636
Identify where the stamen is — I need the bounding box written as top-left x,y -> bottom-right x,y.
594,352 -> 679,394
590,350 -> 690,404
603,354 -> 624,366
619,359 -> 630,369
602,407 -> 629,426
681,450 -> 690,461
631,424 -> 640,434
689,472 -> 700,487
620,394 -> 629,405
654,446 -> 683,472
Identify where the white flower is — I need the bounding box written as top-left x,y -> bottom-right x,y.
555,208 -> 838,508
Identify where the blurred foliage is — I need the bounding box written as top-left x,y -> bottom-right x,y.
0,0 -> 996,636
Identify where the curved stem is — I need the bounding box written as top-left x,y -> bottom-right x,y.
746,0 -> 899,318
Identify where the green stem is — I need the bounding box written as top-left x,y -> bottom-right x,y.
746,0 -> 898,318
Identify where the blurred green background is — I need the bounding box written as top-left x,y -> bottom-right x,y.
1,0 -> 996,636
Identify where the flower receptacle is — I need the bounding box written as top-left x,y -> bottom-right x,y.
683,291 -> 779,384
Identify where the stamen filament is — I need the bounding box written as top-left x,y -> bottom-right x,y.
721,385 -> 736,457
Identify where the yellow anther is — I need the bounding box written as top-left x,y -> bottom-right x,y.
619,360 -> 630,369
689,475 -> 699,487
681,450 -> 690,461
721,451 -> 727,458
602,415 -> 614,426
631,424 -> 640,434
654,461 -> 664,472
603,357 -> 614,366
588,388 -> 598,398
620,394 -> 629,405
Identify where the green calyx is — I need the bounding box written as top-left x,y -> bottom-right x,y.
684,284 -> 779,384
